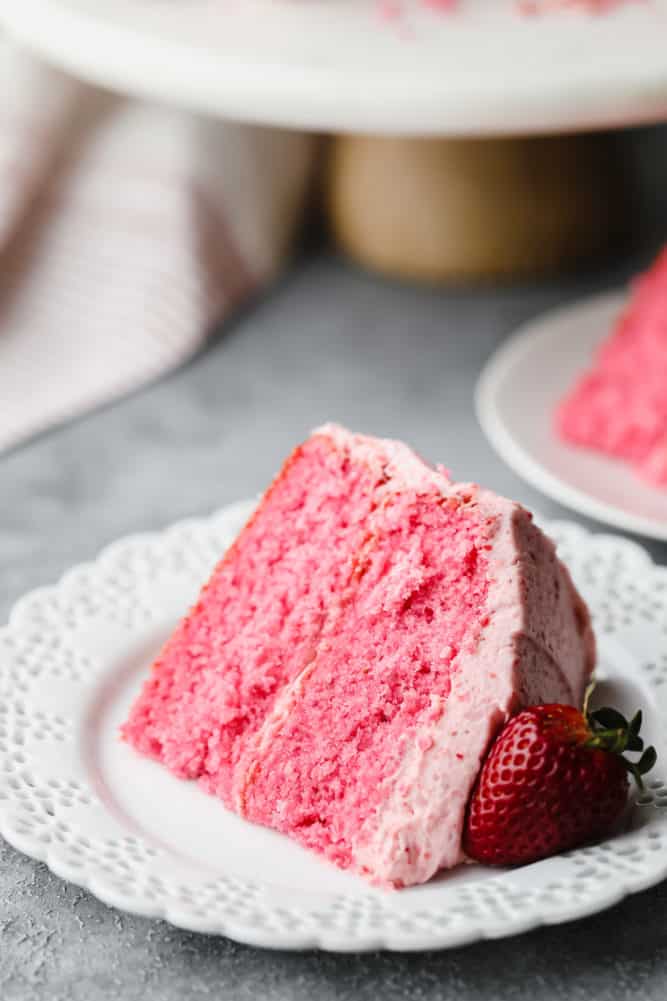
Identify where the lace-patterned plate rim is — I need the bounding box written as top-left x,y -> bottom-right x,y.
1,501 -> 667,952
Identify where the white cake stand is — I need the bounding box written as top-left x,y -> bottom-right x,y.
2,0 -> 667,134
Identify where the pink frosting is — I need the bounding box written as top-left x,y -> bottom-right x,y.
352,486 -> 594,885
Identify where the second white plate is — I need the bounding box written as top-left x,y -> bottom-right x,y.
476,292 -> 667,542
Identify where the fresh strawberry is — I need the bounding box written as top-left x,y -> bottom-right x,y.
463,703 -> 657,867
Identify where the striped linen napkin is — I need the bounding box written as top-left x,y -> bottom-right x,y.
0,42 -> 316,452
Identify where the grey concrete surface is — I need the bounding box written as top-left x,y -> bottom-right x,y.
2,252 -> 667,1000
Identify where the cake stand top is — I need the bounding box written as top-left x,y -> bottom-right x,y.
3,0 -> 667,135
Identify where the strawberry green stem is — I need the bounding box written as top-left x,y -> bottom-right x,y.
585,705 -> 657,791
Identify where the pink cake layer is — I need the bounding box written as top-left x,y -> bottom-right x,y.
123,425 -> 595,887
557,247 -> 667,486
122,433 -> 382,803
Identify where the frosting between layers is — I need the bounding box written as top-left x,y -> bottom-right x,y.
233,424 -> 455,814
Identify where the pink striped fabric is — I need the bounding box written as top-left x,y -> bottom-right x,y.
0,42 -> 316,451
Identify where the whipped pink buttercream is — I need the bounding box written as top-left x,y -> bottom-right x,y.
351,482 -> 594,885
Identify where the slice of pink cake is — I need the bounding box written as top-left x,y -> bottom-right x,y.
123,425 -> 594,886
557,247 -> 667,487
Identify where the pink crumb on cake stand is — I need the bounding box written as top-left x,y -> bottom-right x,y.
379,0 -> 634,16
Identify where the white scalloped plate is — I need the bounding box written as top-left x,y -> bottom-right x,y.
476,292 -> 667,542
1,501 -> 667,951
